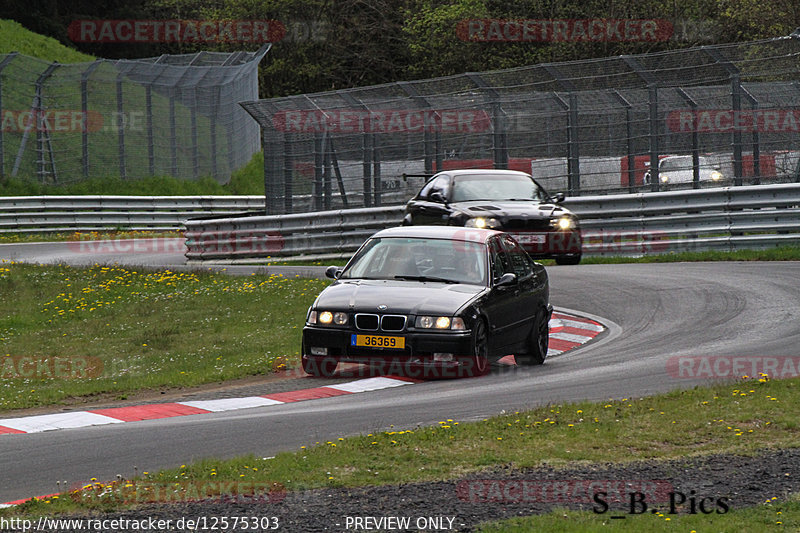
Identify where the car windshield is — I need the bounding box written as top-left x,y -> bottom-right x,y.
340,237 -> 488,285
660,156 -> 713,171
450,173 -> 547,202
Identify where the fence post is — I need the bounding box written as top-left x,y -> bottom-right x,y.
0,52 -> 18,179
283,132 -> 294,214
80,60 -> 101,179
741,86 -> 760,184
622,56 -> 660,192
610,90 -> 636,193
543,65 -> 580,194
676,88 -> 701,189
466,72 -> 509,171
703,47 -> 744,186
116,69 -> 127,179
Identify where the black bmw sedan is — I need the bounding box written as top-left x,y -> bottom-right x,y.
403,169 -> 582,265
301,226 -> 552,379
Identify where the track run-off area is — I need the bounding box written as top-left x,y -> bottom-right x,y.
1,239 -> 799,504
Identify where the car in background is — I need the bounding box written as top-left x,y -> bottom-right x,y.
644,155 -> 725,188
402,169 -> 581,265
301,226 -> 552,379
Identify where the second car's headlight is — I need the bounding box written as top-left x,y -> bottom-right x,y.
465,217 -> 501,229
710,170 -> 723,181
551,216 -> 575,230
416,316 -> 466,330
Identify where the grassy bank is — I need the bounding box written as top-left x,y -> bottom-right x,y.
0,262 -> 329,411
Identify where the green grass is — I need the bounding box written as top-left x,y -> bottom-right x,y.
6,375 -> 799,516
477,497 -> 799,532
0,262 -> 330,410
0,19 -> 94,63
0,150 -> 265,196
572,246 -> 800,264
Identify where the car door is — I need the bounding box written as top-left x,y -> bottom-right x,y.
499,234 -> 544,346
482,235 -> 522,353
410,174 -> 451,225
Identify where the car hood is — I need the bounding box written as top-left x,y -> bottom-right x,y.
314,279 -> 485,315
451,200 -> 571,218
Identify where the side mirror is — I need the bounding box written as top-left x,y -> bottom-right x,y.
430,191 -> 446,203
325,265 -> 342,279
494,272 -> 517,288
552,192 -> 565,204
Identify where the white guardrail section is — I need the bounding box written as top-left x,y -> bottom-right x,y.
183,183 -> 800,262
0,196 -> 267,233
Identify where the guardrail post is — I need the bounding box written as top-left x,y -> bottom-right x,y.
0,52 -> 18,179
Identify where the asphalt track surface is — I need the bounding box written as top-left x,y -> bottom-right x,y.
2,240 -> 799,504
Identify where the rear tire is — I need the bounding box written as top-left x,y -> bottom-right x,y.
462,319 -> 489,377
517,308 -> 550,366
301,354 -> 338,377
555,254 -> 581,265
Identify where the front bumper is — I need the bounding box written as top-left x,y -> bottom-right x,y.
302,325 -> 480,378
506,230 -> 582,257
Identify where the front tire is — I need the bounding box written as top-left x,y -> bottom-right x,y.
517,308 -> 550,366
462,319 -> 489,377
301,354 -> 338,377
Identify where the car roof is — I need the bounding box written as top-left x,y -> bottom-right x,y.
437,169 -> 533,178
371,225 -> 501,243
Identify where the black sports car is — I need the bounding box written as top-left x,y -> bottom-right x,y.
403,169 -> 582,265
301,226 -> 552,379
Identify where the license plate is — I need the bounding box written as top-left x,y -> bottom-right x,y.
351,334 -> 405,349
516,233 -> 546,244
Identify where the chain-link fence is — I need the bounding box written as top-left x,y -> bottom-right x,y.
241,34 -> 800,214
0,46 -> 268,185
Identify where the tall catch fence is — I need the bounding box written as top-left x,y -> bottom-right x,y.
0,46 -> 268,185
241,33 -> 800,215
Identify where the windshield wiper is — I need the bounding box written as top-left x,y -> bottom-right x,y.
393,275 -> 459,284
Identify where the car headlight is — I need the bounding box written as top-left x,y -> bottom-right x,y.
660,174 -> 669,183
312,310 -> 348,326
465,217 -> 501,229
710,170 -> 723,181
551,216 -> 575,230
416,316 -> 466,330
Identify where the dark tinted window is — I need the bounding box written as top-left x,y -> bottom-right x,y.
450,173 -> 547,202
419,175 -> 450,200
501,234 -> 534,279
489,237 -> 512,281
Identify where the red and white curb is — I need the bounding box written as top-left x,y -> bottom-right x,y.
0,312 -> 603,438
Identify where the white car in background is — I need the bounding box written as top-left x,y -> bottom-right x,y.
644,155 -> 724,187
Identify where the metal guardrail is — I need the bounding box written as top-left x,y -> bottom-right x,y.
0,195 -> 266,233
183,183 -> 800,263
